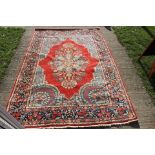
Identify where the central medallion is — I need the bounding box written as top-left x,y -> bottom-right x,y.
39,38 -> 98,98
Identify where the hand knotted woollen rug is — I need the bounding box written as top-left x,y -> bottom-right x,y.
7,29 -> 137,128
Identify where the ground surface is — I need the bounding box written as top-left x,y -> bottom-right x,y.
0,26 -> 155,128
0,27 -> 24,82
113,26 -> 155,104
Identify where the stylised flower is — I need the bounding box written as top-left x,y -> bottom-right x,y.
39,38 -> 98,98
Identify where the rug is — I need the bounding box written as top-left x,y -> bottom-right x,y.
7,29 -> 137,128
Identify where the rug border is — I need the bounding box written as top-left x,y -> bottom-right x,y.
6,30 -> 36,111
97,29 -> 138,119
25,118 -> 138,129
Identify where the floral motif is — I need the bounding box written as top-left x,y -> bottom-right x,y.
39,38 -> 99,98
27,86 -> 58,107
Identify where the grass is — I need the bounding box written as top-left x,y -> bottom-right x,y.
113,26 -> 155,104
0,27 -> 25,82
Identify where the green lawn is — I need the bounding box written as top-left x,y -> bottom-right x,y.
113,26 -> 155,104
0,27 -> 25,82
